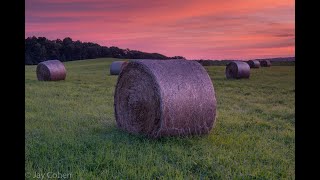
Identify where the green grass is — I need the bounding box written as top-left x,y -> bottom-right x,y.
25,58 -> 295,179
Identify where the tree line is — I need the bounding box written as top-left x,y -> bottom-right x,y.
25,36 -> 185,65
196,57 -> 295,66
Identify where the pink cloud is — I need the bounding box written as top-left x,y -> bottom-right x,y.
25,0 -> 295,59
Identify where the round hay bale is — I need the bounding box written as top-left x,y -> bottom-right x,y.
36,60 -> 66,81
247,60 -> 261,68
225,61 -> 250,79
114,60 -> 217,138
260,60 -> 271,67
110,61 -> 128,75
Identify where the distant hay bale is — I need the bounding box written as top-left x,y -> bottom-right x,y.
36,60 -> 66,81
225,61 -> 250,79
260,60 -> 271,67
247,60 -> 261,68
110,61 -> 128,75
114,60 -> 217,138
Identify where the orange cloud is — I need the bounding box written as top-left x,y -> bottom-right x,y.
26,0 -> 295,59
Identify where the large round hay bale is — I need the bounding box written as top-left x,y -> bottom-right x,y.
114,60 -> 217,138
36,60 -> 66,81
260,60 -> 271,67
225,61 -> 250,79
110,61 -> 128,75
247,60 -> 261,68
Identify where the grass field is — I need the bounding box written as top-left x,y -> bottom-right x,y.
25,58 -> 295,179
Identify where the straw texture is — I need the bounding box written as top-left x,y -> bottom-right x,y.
36,60 -> 66,81
225,61 -> 250,79
114,60 -> 217,138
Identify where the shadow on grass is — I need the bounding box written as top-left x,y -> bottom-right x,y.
98,127 -> 211,148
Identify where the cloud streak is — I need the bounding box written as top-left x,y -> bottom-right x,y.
25,0 -> 295,59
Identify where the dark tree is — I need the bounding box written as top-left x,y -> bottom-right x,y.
25,36 -> 185,65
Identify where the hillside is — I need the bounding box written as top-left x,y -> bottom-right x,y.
25,58 -> 295,179
253,57 -> 295,62
25,37 -> 185,65
196,57 -> 295,66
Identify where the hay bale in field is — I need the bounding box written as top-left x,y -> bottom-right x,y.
225,61 -> 250,79
114,60 -> 217,138
36,60 -> 66,81
247,60 -> 261,68
260,60 -> 271,67
110,61 -> 128,75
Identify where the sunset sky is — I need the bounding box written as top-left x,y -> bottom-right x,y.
25,0 -> 294,60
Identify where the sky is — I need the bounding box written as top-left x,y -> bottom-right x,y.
25,0 -> 295,60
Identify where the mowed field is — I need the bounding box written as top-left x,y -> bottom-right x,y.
25,58 -> 295,179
